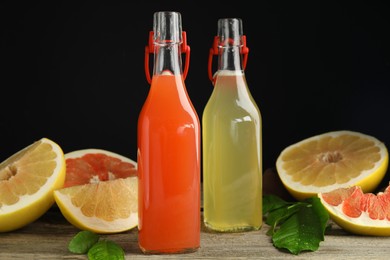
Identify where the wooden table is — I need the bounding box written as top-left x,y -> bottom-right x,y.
1,206 -> 390,259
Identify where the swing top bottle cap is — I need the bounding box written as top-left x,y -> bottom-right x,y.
153,11 -> 182,44
217,18 -> 243,47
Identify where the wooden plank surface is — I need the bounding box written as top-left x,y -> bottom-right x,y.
1,206 -> 390,259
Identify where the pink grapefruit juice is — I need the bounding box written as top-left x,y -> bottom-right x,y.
137,74 -> 201,253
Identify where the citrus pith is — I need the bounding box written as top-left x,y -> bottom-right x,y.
0,138 -> 66,232
319,184 -> 390,236
276,130 -> 388,200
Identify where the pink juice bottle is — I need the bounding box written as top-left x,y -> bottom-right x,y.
137,11 -> 201,254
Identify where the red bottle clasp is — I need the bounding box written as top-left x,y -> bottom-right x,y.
207,35 -> 249,85
144,31 -> 191,84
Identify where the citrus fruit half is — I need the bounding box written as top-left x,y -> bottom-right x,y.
54,149 -> 138,234
0,138 -> 66,232
319,184 -> 390,236
276,130 -> 388,200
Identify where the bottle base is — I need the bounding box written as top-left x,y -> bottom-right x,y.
139,245 -> 200,255
204,222 -> 262,233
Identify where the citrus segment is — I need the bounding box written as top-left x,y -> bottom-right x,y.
63,149 -> 137,187
319,184 -> 390,236
276,131 -> 388,200
54,176 -> 138,234
0,138 -> 66,232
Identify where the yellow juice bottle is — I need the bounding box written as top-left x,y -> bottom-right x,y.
202,18 -> 262,232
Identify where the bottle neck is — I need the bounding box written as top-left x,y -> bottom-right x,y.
218,46 -> 244,72
153,43 -> 182,76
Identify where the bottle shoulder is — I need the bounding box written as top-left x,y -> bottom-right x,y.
215,70 -> 245,77
140,74 -> 199,117
209,77 -> 258,104
203,96 -> 261,119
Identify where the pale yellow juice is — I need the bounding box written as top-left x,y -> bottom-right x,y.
202,70 -> 262,232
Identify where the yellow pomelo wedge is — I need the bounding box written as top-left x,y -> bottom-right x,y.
0,138 -> 66,232
319,184 -> 390,236
54,176 -> 138,234
276,130 -> 388,200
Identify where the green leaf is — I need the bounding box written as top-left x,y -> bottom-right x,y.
68,230 -> 100,254
88,240 -> 125,260
271,200 -> 329,255
263,195 -> 330,255
307,196 -> 330,237
265,202 -> 304,227
263,194 -> 291,215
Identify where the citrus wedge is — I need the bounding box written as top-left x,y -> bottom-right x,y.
54,176 -> 138,234
54,149 -> 138,234
0,138 -> 66,232
276,130 -> 388,200
319,184 -> 390,236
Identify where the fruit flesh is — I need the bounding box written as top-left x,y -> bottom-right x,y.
282,135 -> 381,187
64,152 -> 137,187
322,185 -> 390,220
54,177 -> 138,234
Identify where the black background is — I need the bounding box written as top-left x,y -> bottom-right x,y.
1,2 -> 390,186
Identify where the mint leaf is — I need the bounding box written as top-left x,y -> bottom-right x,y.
68,230 -> 100,254
263,195 -> 329,255
88,240 -> 125,260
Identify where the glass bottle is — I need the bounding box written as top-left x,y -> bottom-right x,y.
137,11 -> 201,254
202,18 -> 262,232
